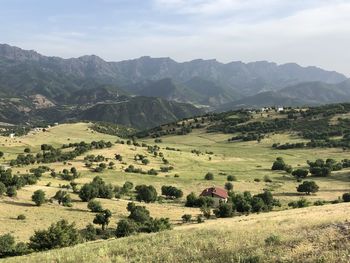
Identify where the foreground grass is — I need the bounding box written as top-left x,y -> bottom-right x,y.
3,203 -> 350,263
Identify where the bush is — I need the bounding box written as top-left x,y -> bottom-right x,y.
93,209 -> 112,231
79,184 -> 99,201
79,177 -> 113,201
161,185 -> 183,198
185,193 -> 214,208
87,199 -> 103,212
224,182 -> 233,191
292,169 -> 308,179
342,193 -> 350,202
181,214 -> 192,223
288,197 -> 309,208
227,175 -> 237,181
82,224 -> 97,241
204,172 -> 214,180
32,190 -> 46,206
297,181 -> 319,195
6,186 -> 17,197
0,234 -> 15,258
17,214 -> 26,220
29,220 -> 80,251
214,203 -> 233,218
127,203 -> 151,223
115,219 -> 138,237
53,190 -> 70,205
135,185 -> 158,203
314,200 -> 326,206
271,157 -> 286,170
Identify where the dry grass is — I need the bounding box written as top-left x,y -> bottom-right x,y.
3,203 -> 350,263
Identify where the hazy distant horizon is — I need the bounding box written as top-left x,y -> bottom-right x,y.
1,0 -> 350,76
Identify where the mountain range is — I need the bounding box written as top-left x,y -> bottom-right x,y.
0,43 -> 349,128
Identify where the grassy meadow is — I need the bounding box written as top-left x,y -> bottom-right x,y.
3,202 -> 350,262
0,119 -> 350,261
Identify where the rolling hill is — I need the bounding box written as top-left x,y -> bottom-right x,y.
218,80 -> 350,111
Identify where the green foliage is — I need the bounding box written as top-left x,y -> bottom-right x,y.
93,209 -> 112,231
271,157 -> 286,171
214,203 -> 233,218
292,169 -> 309,179
135,185 -> 158,203
297,181 -> 319,195
0,234 -> 15,258
31,190 -> 46,206
82,224 -> 97,241
90,122 -> 136,138
227,175 -> 237,181
200,205 -> 211,219
115,219 -> 138,238
116,202 -> 171,237
6,186 -> 17,197
127,203 -> 151,223
181,214 -> 192,223
288,197 -> 310,208
10,141 -> 112,166
87,199 -> 103,212
185,192 -> 214,208
204,172 -> 214,180
225,182 -> 233,191
29,220 -> 80,251
53,190 -> 71,205
161,185 -> 183,198
79,176 -> 114,201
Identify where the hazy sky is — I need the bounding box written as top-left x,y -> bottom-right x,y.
1,0 -> 349,76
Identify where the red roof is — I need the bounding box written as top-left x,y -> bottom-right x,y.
200,187 -> 228,199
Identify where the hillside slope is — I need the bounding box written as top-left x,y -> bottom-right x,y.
4,203 -> 350,263
218,80 -> 350,111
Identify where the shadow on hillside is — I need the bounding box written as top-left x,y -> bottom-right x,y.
2,200 -> 33,207
316,172 -> 350,183
66,207 -> 88,213
273,192 -> 302,197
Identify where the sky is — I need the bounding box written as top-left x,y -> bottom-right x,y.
0,0 -> 350,76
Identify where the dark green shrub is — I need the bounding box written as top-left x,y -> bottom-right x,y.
204,172 -> 214,180
342,193 -> 350,202
181,214 -> 192,223
32,190 -> 46,206
29,220 -> 80,251
87,199 -> 103,212
6,186 -> 17,197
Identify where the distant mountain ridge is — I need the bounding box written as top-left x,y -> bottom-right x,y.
0,43 -> 349,127
0,44 -> 347,104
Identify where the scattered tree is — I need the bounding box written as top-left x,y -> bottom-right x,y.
297,181 -> 319,195
32,190 -> 46,206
